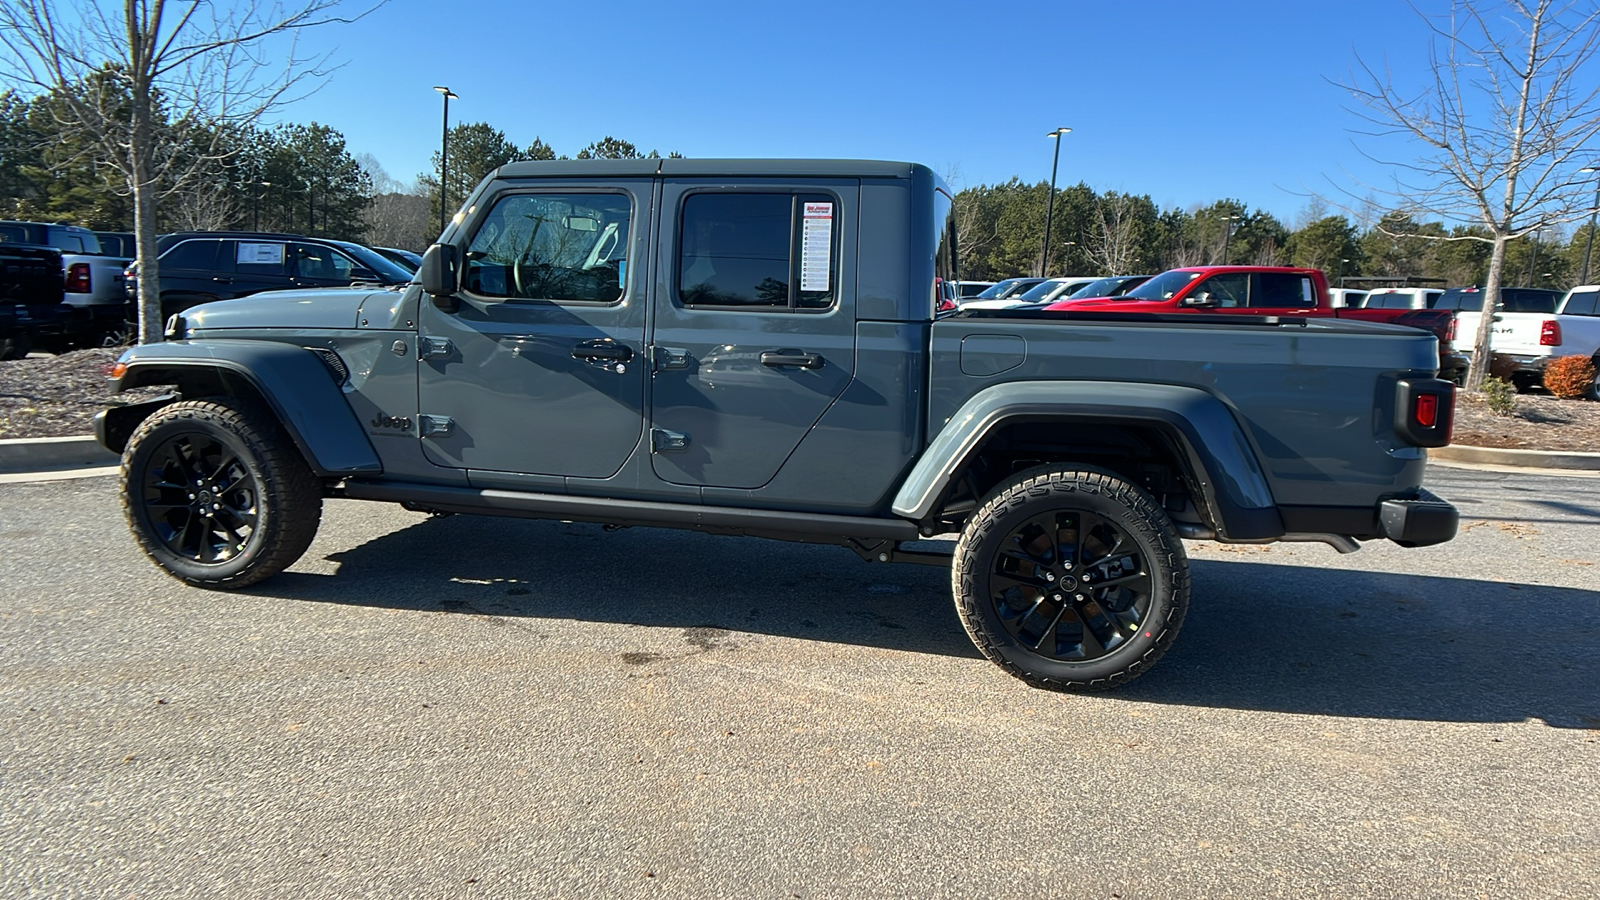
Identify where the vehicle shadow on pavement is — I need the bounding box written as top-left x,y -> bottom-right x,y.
255,514 -> 980,661
253,515 -> 1600,729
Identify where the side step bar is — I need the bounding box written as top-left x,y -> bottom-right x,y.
342,479 -> 922,544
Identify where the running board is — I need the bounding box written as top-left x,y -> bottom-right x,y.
342,479 -> 922,544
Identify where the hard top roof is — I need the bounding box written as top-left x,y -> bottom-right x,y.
494,158 -> 937,182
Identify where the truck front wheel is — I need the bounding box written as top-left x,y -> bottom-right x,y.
121,398 -> 322,589
952,466 -> 1189,691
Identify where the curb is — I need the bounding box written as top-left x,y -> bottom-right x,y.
0,435 -> 119,475
1431,444 -> 1600,471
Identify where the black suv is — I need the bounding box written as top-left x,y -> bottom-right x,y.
126,231 -> 415,318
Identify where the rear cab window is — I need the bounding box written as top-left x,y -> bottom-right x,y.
1561,288 -> 1599,316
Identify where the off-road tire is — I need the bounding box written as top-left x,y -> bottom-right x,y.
121,397 -> 322,589
952,465 -> 1189,691
0,333 -> 31,360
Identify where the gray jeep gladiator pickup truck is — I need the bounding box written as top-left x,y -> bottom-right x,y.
96,159 -> 1458,691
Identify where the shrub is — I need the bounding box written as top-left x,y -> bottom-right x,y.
1542,354 -> 1597,400
1482,376 -> 1518,416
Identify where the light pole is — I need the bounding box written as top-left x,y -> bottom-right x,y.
1580,165 -> 1599,285
1040,127 -> 1072,277
252,181 -> 270,231
1525,227 -> 1541,286
1220,214 -> 1242,265
434,86 -> 458,235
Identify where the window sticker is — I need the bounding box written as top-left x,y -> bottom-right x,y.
800,202 -> 833,292
237,242 -> 285,265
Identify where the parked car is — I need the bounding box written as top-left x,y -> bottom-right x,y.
1062,275 -> 1152,301
962,276 -> 1097,310
1360,287 -> 1445,310
0,241 -> 64,359
0,219 -> 132,347
97,157 -> 1457,693
1446,284 -> 1600,393
1327,288 -> 1368,308
124,231 -> 415,319
374,246 -> 423,272
1046,266 -> 1464,380
964,277 -> 1047,303
94,231 -> 137,258
1433,286 -> 1563,385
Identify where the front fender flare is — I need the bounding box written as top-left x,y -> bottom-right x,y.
893,381 -> 1282,540
106,339 -> 382,477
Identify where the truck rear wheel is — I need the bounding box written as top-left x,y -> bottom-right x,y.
952,466 -> 1189,691
121,398 -> 322,589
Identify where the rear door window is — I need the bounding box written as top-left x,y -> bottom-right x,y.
678,192 -> 837,310
160,239 -> 221,271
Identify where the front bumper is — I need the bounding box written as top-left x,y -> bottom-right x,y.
1379,488 -> 1458,547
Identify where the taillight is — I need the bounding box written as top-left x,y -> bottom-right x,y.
1395,379 -> 1454,447
1540,319 -> 1561,346
1446,317 -> 1456,342
65,262 -> 91,292
1414,393 -> 1438,427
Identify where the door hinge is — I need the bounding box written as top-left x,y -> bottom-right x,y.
651,428 -> 690,452
653,346 -> 691,371
419,336 -> 453,360
418,415 -> 455,438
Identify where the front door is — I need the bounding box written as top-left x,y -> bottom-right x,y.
649,180 -> 858,489
417,183 -> 650,478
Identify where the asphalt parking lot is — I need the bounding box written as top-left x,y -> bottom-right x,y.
2,464 -> 1597,898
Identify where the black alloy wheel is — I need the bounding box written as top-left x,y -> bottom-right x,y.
138,431 -> 260,565
953,466 -> 1189,691
121,398 -> 322,588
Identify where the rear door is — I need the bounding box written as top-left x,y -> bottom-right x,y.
649,179 -> 857,489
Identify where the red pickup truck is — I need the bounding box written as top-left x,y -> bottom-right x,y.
1046,266 -> 1465,380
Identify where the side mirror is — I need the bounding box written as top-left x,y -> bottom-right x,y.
1181,293 -> 1219,308
419,244 -> 460,310
350,267 -> 377,282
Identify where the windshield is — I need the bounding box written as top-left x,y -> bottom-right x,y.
1016,279 -> 1067,302
335,241 -> 416,283
974,278 -> 1023,299
1124,270 -> 1203,300
1068,276 -> 1138,299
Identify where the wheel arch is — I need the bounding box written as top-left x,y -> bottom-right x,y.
894,381 -> 1284,541
99,340 -> 381,478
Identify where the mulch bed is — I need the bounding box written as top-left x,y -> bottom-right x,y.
3,349 -> 1598,453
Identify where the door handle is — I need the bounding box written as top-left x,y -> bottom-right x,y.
211,276 -> 233,284
760,349 -> 824,369
572,340 -> 633,362
571,339 -> 633,373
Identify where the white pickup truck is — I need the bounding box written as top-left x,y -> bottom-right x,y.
1435,286 -> 1573,387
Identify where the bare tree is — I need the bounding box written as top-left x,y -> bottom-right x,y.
1085,192 -> 1141,275
1343,0 -> 1600,391
168,181 -> 238,230
0,0 -> 381,343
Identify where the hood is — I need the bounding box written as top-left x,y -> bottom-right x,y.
183,287 -> 388,332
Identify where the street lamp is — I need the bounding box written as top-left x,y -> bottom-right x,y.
434,86 -> 458,235
252,181 -> 270,231
1220,214 -> 1243,265
1580,165 -> 1600,284
1040,127 -> 1072,276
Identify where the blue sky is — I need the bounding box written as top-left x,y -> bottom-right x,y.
273,0 -> 1442,224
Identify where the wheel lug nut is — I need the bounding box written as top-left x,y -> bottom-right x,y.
1045,572 -> 1055,582
1052,594 -> 1063,602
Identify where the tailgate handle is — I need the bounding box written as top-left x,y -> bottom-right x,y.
760,349 -> 824,369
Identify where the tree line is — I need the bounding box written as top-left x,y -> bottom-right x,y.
0,85 -> 674,253
954,179 -> 1597,291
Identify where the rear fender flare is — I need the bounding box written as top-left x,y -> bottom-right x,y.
106,339 -> 381,477
893,381 -> 1282,540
